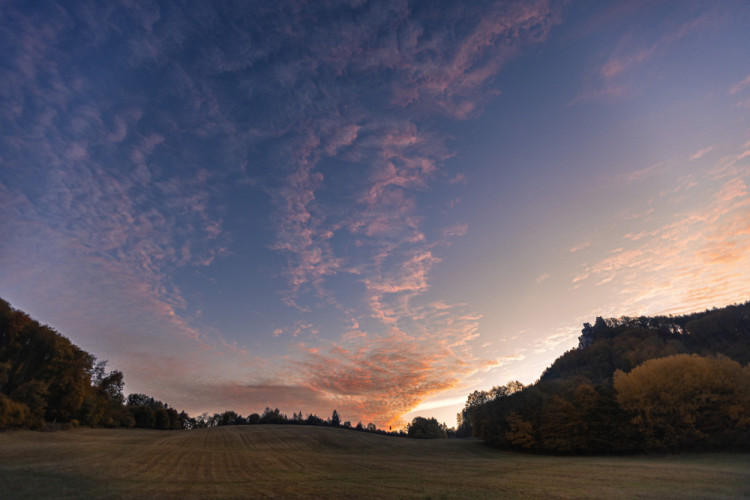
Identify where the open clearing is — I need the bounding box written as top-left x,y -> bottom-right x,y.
1,426 -> 748,499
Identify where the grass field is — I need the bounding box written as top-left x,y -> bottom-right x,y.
1,426 -> 748,499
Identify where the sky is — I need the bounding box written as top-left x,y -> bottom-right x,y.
1,0 -> 749,429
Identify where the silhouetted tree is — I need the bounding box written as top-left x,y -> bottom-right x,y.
260,407 -> 286,424
306,413 -> 324,426
218,410 -> 239,426
407,416 -> 447,439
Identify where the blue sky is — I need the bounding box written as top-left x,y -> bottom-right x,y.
2,0 -> 749,427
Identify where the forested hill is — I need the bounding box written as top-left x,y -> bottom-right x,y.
540,302 -> 750,384
459,301 -> 750,454
0,298 -> 189,430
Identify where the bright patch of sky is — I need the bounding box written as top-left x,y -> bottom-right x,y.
2,0 -> 749,428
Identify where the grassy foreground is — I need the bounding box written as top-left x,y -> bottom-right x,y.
0,426 -> 748,499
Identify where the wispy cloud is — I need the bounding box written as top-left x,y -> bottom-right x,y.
386,1 -> 562,118
534,326 -> 581,353
443,224 -> 469,238
690,146 -> 715,161
570,240 -> 591,253
616,162 -> 665,183
231,0 -> 562,423
297,323 -> 500,428
0,0 -> 251,410
0,0 -> 560,426
571,141 -> 750,316
575,6 -> 715,102
729,74 -> 750,95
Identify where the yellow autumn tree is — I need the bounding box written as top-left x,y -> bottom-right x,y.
614,354 -> 750,450
505,412 -> 535,449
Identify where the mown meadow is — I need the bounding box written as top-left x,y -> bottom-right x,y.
1,425 -> 748,499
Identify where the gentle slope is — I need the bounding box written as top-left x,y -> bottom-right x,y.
1,426 -> 749,499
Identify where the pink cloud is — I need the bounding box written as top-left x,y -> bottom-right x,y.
570,240 -> 591,252
443,224 -> 469,238
261,3 -> 561,330
571,142 -> 750,315
729,74 -> 750,95
367,251 -> 440,294
575,10 -> 713,103
324,124 -> 360,156
130,133 -> 164,165
690,146 -> 714,161
0,0 -> 567,430
388,0 -> 559,118
617,162 -> 665,183
449,174 -> 466,185
599,46 -> 656,80
296,327 -> 495,428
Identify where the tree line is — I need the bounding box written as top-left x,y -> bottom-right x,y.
185,406 -> 448,440
0,297 -> 443,436
458,301 -> 750,453
0,298 -> 185,430
6,295 -> 747,451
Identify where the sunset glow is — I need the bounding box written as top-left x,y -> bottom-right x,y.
1,0 -> 749,428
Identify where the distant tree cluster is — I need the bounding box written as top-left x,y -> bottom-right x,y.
188,406 -> 415,439
459,302 -> 750,453
125,393 -> 188,430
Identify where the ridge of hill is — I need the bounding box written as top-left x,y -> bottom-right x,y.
459,301 -> 750,453
540,301 -> 750,384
